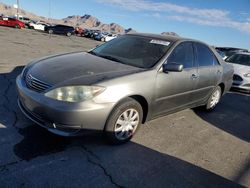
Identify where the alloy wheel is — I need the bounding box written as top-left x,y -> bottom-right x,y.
210,89 -> 221,108
114,108 -> 139,140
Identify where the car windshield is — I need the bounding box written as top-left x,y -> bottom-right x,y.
226,54 -> 250,66
89,35 -> 171,68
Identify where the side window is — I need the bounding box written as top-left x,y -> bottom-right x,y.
167,42 -> 194,68
195,43 -> 214,67
213,55 -> 220,65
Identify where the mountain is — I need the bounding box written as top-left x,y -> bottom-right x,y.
0,3 -> 64,24
0,3 -> 133,33
62,15 -> 125,33
0,3 -> 44,20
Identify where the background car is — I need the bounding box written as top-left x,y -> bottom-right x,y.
0,16 -> 25,29
16,16 -> 32,28
75,27 -> 85,36
225,52 -> 250,92
104,34 -> 118,42
83,29 -> 94,38
83,29 -> 100,38
29,21 -> 50,31
45,24 -> 75,36
216,47 -> 248,60
94,32 -> 109,41
92,30 -> 101,38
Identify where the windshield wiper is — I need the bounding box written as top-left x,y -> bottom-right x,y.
88,51 -> 98,56
88,51 -> 125,64
98,54 -> 125,64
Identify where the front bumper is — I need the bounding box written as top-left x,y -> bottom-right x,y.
16,75 -> 115,136
232,77 -> 250,92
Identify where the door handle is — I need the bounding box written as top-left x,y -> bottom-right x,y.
191,74 -> 198,80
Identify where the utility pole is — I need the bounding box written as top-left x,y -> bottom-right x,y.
16,0 -> 20,19
48,0 -> 51,24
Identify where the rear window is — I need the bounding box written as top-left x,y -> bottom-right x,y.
195,43 -> 214,67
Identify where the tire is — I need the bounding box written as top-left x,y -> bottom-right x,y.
48,29 -> 53,34
101,38 -> 105,42
15,25 -> 21,29
205,86 -> 222,111
105,98 -> 143,144
66,32 -> 72,37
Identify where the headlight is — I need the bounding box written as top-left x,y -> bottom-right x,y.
243,73 -> 250,77
45,86 -> 105,102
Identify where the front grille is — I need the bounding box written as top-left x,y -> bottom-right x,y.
25,74 -> 51,92
233,74 -> 243,82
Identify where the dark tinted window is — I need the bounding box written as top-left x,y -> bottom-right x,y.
91,35 -> 171,68
226,54 -> 250,66
195,43 -> 214,67
167,42 -> 194,68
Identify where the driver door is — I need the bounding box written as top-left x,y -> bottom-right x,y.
153,42 -> 198,116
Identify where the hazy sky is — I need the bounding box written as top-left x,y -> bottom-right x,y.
2,0 -> 250,49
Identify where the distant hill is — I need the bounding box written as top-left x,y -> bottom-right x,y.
62,15 -> 125,33
1,2 -> 181,36
0,3 -> 133,33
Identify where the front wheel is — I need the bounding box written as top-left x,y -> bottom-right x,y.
105,98 -> 143,144
205,86 -> 222,111
48,29 -> 53,34
15,24 -> 21,29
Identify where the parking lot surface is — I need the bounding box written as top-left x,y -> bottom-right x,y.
0,27 -> 249,188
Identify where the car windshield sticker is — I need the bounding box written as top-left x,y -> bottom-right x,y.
150,40 -> 170,46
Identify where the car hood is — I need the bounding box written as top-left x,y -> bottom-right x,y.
27,52 -> 144,86
230,63 -> 250,75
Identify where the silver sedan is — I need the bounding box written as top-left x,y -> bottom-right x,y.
16,33 -> 233,144
225,52 -> 250,92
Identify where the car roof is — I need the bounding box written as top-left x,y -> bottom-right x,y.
126,32 -> 202,44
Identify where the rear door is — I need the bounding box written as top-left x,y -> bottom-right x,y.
54,25 -> 62,34
192,42 -> 219,103
153,41 -> 198,116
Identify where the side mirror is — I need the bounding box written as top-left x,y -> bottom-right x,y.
162,62 -> 183,73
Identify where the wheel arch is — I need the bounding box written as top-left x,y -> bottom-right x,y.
129,95 -> 149,124
105,94 -> 149,127
218,82 -> 225,95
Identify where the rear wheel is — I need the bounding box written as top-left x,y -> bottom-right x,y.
205,86 -> 222,111
66,32 -> 72,37
105,98 -> 143,144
